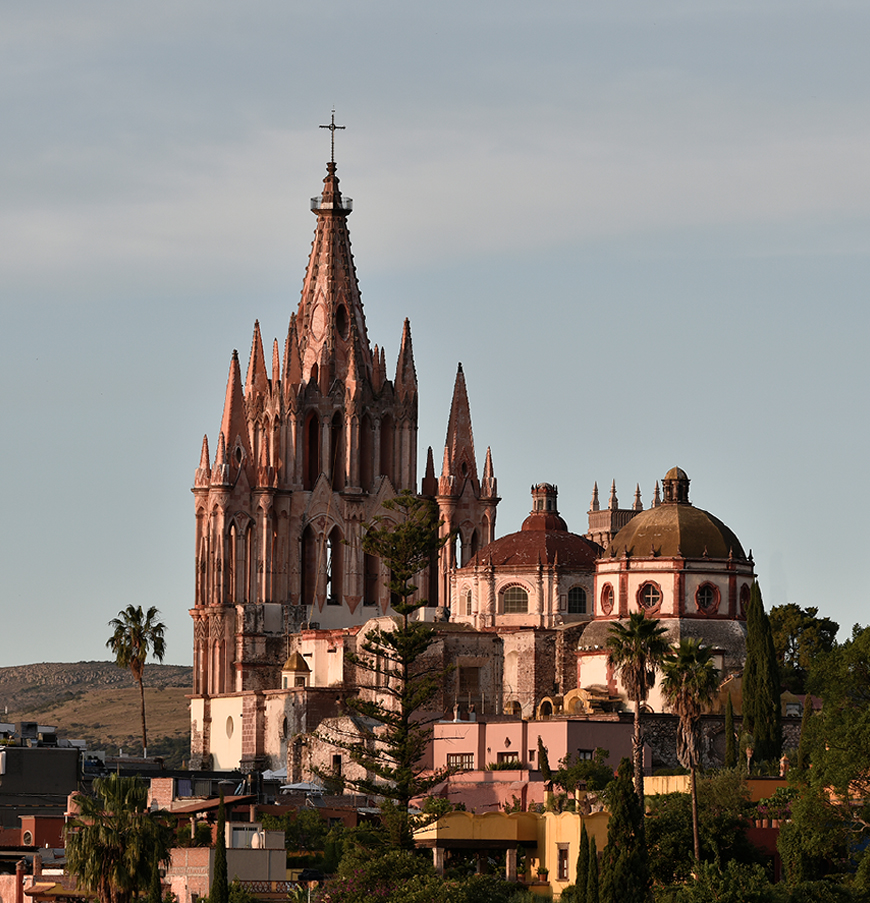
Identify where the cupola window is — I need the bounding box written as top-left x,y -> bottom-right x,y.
638,582 -> 662,612
503,586 -> 529,614
695,583 -> 720,614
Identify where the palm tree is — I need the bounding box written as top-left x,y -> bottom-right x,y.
107,605 -> 167,755
66,773 -> 172,903
660,637 -> 720,861
606,611 -> 670,805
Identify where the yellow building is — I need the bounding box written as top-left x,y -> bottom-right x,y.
414,808 -> 609,899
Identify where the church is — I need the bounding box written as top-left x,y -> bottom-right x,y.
188,147 -> 755,774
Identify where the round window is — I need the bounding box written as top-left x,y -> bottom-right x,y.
638,582 -> 662,611
696,584 -> 719,613
600,584 -> 614,615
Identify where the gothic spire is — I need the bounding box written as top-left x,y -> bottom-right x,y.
394,318 -> 418,402
194,435 -> 211,487
245,320 -> 269,403
283,314 -> 303,393
481,446 -> 497,499
590,481 -> 600,512
608,479 -> 618,510
440,363 -> 478,491
296,161 -> 373,387
421,446 -> 438,497
219,350 -> 253,481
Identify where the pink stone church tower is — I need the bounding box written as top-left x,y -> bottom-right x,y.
191,157 -> 498,698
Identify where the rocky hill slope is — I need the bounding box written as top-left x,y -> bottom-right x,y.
1,661 -> 193,767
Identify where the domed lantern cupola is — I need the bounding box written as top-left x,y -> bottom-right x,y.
662,466 -> 691,505
522,483 -> 568,532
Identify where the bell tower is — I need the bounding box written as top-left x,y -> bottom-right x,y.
191,152 -> 420,700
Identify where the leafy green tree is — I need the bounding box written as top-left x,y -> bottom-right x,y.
600,758 -> 651,903
606,613 -> 670,804
106,604 -> 167,754
66,773 -> 173,903
796,694 -> 813,772
646,771 -> 759,886
317,491 -> 450,849
769,603 -> 838,694
660,638 -> 721,861
742,582 -> 782,764
211,792 -> 229,903
778,625 -> 870,885
724,694 -> 737,768
667,860 -> 777,903
552,748 -> 613,795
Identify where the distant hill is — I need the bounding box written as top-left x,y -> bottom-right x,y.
1,661 -> 193,767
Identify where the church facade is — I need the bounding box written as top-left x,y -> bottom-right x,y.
189,154 -> 755,774
189,158 -> 497,767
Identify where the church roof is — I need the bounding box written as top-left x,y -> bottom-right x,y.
462,517 -> 601,571
607,500 -> 746,560
282,652 -> 310,672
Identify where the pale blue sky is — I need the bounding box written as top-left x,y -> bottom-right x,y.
2,2 -> 868,665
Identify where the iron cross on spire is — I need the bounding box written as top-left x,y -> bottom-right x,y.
320,109 -> 345,163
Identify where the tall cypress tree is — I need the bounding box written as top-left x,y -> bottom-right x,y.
724,694 -> 737,768
587,836 -> 599,903
599,759 -> 651,903
575,822 -> 590,903
742,581 -> 782,764
211,791 -> 229,903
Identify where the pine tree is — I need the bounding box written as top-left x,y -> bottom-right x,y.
724,693 -> 736,769
575,822 -> 589,903
587,836 -> 599,903
742,581 -> 782,765
316,491 -> 451,849
211,792 -> 229,903
599,758 -> 651,903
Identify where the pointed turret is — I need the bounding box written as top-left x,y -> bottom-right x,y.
633,484 -> 643,511
608,480 -> 619,510
219,350 -> 253,482
481,447 -> 497,499
394,318 -> 418,402
296,161 -> 374,386
245,320 -> 270,403
421,446 -> 438,497
653,481 -> 661,507
271,338 -> 280,387
211,432 -> 231,486
590,481 -> 600,512
439,363 -> 478,494
195,435 -> 211,488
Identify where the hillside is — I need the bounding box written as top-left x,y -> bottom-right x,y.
1,661 -> 193,767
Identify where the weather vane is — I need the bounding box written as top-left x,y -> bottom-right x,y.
320,109 -> 345,163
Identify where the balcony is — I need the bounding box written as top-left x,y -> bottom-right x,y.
311,196 -> 353,212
